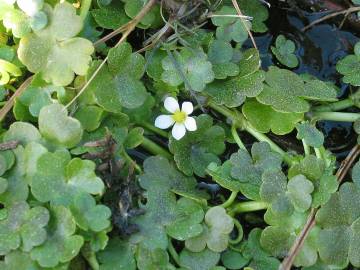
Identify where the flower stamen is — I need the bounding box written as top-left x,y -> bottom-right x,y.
172,110 -> 187,123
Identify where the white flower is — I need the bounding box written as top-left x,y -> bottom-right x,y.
155,97 -> 197,140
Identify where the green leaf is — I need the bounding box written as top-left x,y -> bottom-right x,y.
242,228 -> 280,270
257,67 -> 337,113
352,160 -> 360,189
205,49 -> 264,107
271,35 -> 298,68
242,98 -> 303,135
39,104 -> 83,148
131,156 -> 207,250
286,175 -> 314,212
237,0 -> 269,33
161,48 -> 215,92
30,205 -> 84,268
179,248 -> 220,270
74,105 -> 104,132
288,155 -> 338,207
207,39 -> 239,79
18,2 -> 94,86
0,147 -> 29,206
124,0 -> 161,29
185,206 -> 234,253
98,237 -> 136,270
169,114 -> 225,177
0,250 -> 70,270
91,1 -> 129,29
230,142 -> 283,200
336,41 -> 360,86
3,122 -> 41,146
88,43 -> 147,112
123,127 -> 144,149
296,122 -> 324,148
211,6 -> 250,43
136,245 -> 174,270
30,151 -> 104,205
221,249 -> 249,270
316,183 -> 360,267
17,81 -> 64,118
70,193 -> 111,232
0,201 -> 49,255
166,197 -> 204,241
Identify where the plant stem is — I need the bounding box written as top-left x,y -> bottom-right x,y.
220,191 -> 238,208
168,240 -> 180,266
141,137 -> 172,159
243,124 -> 294,165
207,100 -> 294,165
314,148 -> 322,160
311,111 -> 360,122
312,98 -> 354,112
231,125 -> 247,151
79,0 -> 92,20
228,201 -> 268,216
81,246 -> 99,270
302,139 -> 310,156
122,150 -> 142,173
140,122 -> 168,138
229,218 -> 244,245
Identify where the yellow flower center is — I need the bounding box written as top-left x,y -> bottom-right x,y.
172,110 -> 187,123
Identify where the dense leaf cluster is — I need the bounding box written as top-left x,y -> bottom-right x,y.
0,0 -> 359,269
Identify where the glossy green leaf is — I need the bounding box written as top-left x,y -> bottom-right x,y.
243,99 -> 303,135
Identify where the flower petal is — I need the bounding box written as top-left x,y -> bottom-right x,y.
184,117 -> 197,131
172,123 -> 186,140
181,101 -> 193,115
154,115 -> 174,129
164,97 -> 180,113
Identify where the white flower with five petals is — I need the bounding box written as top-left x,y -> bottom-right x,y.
155,97 -> 197,140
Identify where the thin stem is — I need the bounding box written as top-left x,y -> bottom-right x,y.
302,139 -> 310,156
81,246 -> 99,270
123,150 -> 142,173
314,148 -> 322,160
244,124 -> 294,165
79,0 -> 92,20
312,98 -> 354,112
229,218 -> 244,245
140,122 -> 168,138
207,14 -> 252,20
228,201 -> 268,216
207,100 -> 239,121
141,137 -> 172,159
220,191 -> 238,208
311,112 -> 360,122
168,240 -> 180,266
231,125 -> 247,151
207,100 -> 294,165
